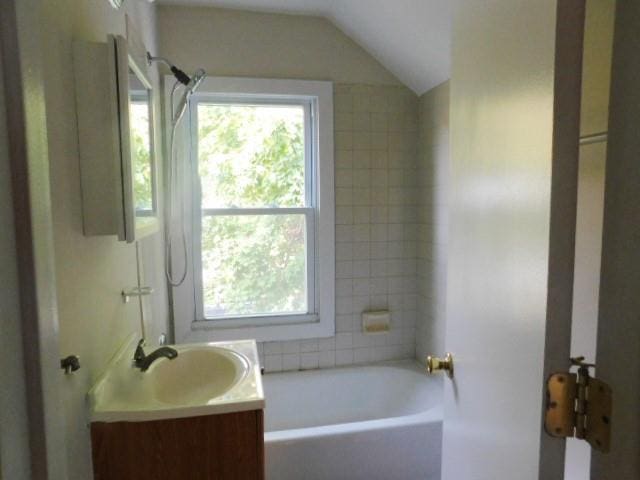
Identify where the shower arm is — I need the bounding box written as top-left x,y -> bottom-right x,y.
147,52 -> 191,86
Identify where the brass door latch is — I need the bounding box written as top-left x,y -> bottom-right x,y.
426,352 -> 454,378
544,356 -> 612,452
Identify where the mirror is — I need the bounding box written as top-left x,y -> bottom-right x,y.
114,32 -> 160,242
128,65 -> 157,233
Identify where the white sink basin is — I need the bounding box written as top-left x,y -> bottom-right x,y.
148,346 -> 249,406
88,337 -> 264,423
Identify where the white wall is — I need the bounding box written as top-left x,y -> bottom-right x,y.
40,1 -> 168,477
157,5 -> 403,86
416,81 -> 449,361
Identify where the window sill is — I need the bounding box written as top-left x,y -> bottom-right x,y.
184,315 -> 334,343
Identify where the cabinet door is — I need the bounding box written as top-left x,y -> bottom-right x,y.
74,35 -> 159,243
74,39 -> 124,239
91,410 -> 264,480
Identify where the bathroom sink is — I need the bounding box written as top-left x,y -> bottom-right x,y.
148,346 -> 249,406
88,337 -> 264,423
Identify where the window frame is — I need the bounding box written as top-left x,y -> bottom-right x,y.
166,76 -> 334,343
191,96 -> 316,323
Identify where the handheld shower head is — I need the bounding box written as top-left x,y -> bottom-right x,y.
164,66 -> 206,287
172,68 -> 206,125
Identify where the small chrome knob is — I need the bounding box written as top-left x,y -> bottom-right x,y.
426,352 -> 454,378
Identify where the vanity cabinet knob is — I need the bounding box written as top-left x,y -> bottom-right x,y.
61,355 -> 81,374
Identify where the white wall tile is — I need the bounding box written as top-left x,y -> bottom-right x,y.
282,353 -> 301,371
353,206 -> 371,224
335,261 -> 353,279
336,150 -> 353,169
353,278 -> 371,296
281,341 -> 300,354
263,341 -> 283,355
336,314 -> 354,333
352,242 -> 370,260
265,355 -> 283,372
353,347 -> 372,364
318,350 -> 336,368
353,150 -> 371,168
299,339 -> 319,353
352,225 -> 370,242
353,332 -> 373,348
336,279 -> 353,297
300,352 -> 320,370
318,337 -> 336,351
352,260 -> 370,278
336,297 -> 353,315
335,332 -> 353,350
335,349 -> 354,366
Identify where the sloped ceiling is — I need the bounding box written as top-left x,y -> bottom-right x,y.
155,0 -> 451,94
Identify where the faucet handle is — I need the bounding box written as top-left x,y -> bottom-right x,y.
133,339 -> 146,363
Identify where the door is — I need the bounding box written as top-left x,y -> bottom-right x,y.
441,1 -> 585,479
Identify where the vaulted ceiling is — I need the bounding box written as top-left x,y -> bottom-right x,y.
155,0 -> 451,94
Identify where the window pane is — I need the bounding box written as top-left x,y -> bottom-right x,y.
202,214 -> 307,317
129,100 -> 153,212
198,103 -> 306,208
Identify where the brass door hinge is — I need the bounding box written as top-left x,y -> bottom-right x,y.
544,357 -> 612,453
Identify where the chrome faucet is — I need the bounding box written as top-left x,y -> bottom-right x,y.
133,339 -> 178,372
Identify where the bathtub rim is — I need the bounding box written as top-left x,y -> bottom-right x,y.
265,406 -> 443,443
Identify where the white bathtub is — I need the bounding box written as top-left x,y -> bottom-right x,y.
263,360 -> 443,480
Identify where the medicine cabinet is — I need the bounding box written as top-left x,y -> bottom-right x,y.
74,34 -> 159,242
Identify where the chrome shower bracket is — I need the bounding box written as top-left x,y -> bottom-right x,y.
122,286 -> 154,303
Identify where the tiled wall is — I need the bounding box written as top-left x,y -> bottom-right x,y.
259,83 -> 419,372
416,82 -> 450,361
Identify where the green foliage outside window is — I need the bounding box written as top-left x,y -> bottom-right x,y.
198,104 -> 308,317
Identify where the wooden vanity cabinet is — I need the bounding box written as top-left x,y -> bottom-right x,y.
90,409 -> 264,480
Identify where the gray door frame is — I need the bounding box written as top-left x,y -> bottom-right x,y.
0,0 -> 68,478
591,2 -> 640,478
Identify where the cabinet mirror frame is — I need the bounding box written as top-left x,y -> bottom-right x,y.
114,35 -> 159,242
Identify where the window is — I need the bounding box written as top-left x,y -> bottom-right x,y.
169,78 -> 334,342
